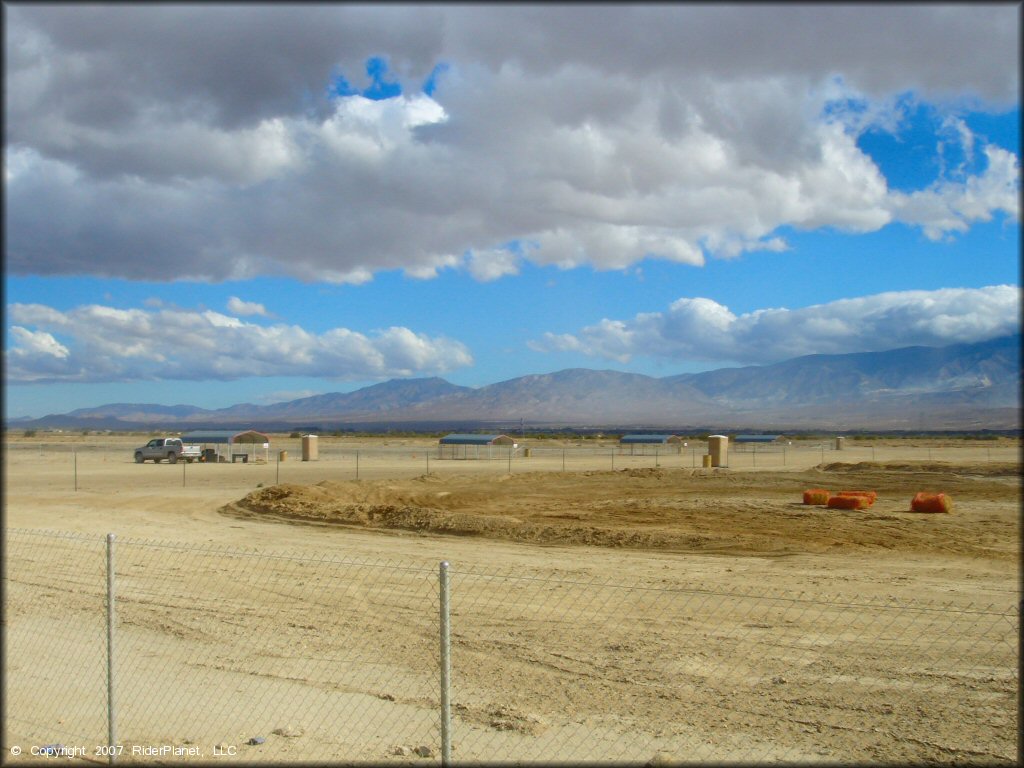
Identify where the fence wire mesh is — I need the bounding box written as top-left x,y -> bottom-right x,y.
3,528 -> 1018,765
5,530 -> 442,763
445,566 -> 1017,764
5,439 -> 1019,493
5,530 -> 110,751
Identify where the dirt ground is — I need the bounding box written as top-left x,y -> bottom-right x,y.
3,434 -> 1020,764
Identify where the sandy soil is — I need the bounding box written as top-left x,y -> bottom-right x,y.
3,435 -> 1019,764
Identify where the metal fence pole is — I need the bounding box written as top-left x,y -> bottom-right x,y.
74,450 -> 78,491
356,450 -> 360,480
182,459 -> 186,487
106,533 -> 117,764
439,561 -> 452,766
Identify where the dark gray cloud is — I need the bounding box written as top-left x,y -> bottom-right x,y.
5,5 -> 1019,284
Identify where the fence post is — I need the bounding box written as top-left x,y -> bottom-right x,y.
439,561 -> 452,766
106,533 -> 117,764
74,450 -> 78,491
356,450 -> 360,480
182,459 -> 186,487
562,449 -> 565,472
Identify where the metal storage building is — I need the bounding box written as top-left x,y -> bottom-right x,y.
180,430 -> 271,463
438,434 -> 518,460
619,434 -> 684,454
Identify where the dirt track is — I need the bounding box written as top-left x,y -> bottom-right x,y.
223,461 -> 1019,560
3,436 -> 1020,764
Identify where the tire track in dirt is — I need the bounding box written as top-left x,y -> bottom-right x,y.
220,463 -> 1019,560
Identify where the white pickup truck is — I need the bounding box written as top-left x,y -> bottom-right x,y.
134,437 -> 202,464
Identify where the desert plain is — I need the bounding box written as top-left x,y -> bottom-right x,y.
3,433 -> 1020,764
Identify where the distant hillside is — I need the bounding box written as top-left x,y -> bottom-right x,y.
212,377 -> 470,420
64,403 -> 211,421
392,369 -> 719,423
672,335 -> 1020,407
11,335 -> 1020,432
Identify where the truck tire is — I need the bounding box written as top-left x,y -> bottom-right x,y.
166,452 -> 178,464
135,452 -> 144,463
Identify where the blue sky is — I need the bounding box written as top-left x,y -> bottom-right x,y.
4,5 -> 1020,419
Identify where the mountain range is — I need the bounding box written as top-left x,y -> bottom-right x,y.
10,334 -> 1020,432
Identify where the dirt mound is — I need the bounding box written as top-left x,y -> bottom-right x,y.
221,468 -> 1018,560
822,460 -> 1019,477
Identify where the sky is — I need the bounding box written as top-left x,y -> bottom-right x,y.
4,4 -> 1021,419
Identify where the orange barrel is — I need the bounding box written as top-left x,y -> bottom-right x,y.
803,489 -> 830,505
910,492 -> 952,513
827,495 -> 866,510
836,490 -> 876,506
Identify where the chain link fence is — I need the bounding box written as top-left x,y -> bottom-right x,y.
4,439 -> 1019,492
4,528 -> 1018,764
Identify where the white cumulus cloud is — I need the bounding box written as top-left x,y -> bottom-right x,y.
3,5 -> 1018,283
226,296 -> 269,316
5,303 -> 473,383
531,285 -> 1022,365
887,146 -> 1020,240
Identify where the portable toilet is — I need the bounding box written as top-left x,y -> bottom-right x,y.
301,434 -> 319,461
708,435 -> 729,467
